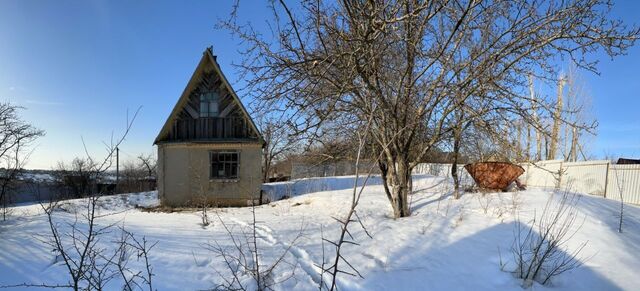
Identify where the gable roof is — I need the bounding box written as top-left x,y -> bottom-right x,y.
154,47 -> 262,145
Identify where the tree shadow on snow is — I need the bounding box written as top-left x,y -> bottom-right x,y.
0,214 -> 66,289
358,221 -> 623,291
409,186 -> 453,214
568,191 -> 640,266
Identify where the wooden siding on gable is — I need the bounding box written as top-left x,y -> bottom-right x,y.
164,65 -> 258,142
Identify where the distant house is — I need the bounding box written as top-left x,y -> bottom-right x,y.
154,48 -> 263,207
617,158 -> 640,165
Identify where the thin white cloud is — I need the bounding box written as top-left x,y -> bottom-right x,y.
24,99 -> 64,106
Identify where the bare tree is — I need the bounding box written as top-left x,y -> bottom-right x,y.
0,143 -> 29,220
0,102 -> 44,219
53,157 -> 99,199
107,153 -> 157,194
119,160 -> 146,193
257,117 -> 297,183
562,65 -> 596,162
137,153 -> 157,179
223,0 -> 638,218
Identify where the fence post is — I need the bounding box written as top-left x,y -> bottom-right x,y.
603,162 -> 610,198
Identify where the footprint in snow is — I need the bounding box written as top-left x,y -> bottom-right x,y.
255,224 -> 273,233
362,252 -> 387,268
194,257 -> 213,267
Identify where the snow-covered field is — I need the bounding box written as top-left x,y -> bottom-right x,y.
1,175 -> 639,290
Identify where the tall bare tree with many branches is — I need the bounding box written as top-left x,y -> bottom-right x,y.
223,0 -> 637,218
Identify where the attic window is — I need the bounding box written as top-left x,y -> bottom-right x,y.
200,92 -> 219,117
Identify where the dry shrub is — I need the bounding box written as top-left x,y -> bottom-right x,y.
510,191 -> 587,287
206,205 -> 302,291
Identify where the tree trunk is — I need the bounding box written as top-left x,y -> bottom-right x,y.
530,74 -> 542,161
408,172 -> 413,195
569,126 -> 578,162
1,181 -> 10,221
516,121 -> 523,161
262,157 -> 270,183
544,135 -> 549,160
549,75 -> 565,160
380,157 -> 411,218
526,124 -> 531,161
452,124 -> 462,199
378,159 -> 392,202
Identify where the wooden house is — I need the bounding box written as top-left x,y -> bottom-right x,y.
154,48 -> 263,207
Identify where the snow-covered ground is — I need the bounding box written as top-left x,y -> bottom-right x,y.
1,175 -> 639,290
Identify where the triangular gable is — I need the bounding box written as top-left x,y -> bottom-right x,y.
154,48 -> 263,144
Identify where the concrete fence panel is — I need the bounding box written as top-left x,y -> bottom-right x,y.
607,164 -> 640,204
416,160 -> 640,205
560,161 -> 609,197
521,160 -> 563,189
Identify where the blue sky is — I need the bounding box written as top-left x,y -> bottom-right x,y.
0,1 -> 638,169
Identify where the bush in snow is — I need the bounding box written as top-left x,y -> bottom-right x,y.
510,191 -> 587,287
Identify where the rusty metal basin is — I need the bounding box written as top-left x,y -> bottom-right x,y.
464,162 -> 525,191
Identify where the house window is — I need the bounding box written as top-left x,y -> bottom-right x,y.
210,151 -> 239,179
200,92 -> 219,117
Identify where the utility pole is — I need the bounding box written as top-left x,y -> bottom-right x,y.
116,147 -> 119,194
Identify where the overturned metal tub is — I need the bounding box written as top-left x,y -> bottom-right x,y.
464,162 -> 525,191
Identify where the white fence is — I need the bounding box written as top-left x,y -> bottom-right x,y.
291,161 -> 380,179
415,160 -> 640,205
521,160 -> 640,205
413,163 -> 474,187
